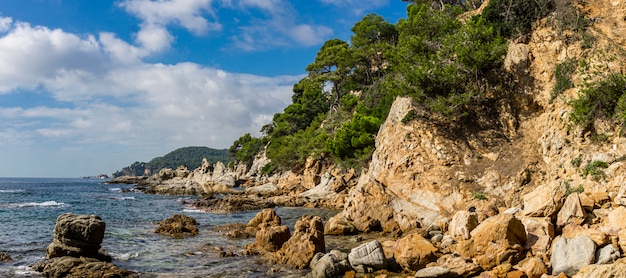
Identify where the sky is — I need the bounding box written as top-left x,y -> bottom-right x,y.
0,0 -> 409,178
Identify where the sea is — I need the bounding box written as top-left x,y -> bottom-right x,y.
0,178 -> 338,277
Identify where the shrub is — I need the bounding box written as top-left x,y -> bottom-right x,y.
551,58 -> 577,102
582,160 -> 609,180
570,73 -> 626,132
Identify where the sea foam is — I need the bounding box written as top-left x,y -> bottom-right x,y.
1,201 -> 68,208
0,189 -> 25,193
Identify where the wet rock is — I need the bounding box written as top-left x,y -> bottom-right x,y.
394,234 -> 437,271
551,235 -> 596,276
309,250 -> 351,278
595,244 -> 620,264
324,212 -> 358,235
273,215 -> 325,269
556,193 -> 585,227
31,256 -> 136,278
0,251 -> 12,263
456,213 -> 526,270
46,213 -> 108,260
414,266 -> 457,278
572,263 -> 626,278
348,240 -> 387,273
448,211 -> 478,241
436,254 -> 481,277
155,214 -> 198,238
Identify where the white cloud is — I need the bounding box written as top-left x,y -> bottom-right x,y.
231,0 -> 333,50
118,0 -> 221,53
0,16 -> 13,32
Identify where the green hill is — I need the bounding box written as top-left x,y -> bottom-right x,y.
113,146 -> 230,177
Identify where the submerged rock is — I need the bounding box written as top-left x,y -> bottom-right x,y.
0,251 -> 12,263
32,256 -> 136,278
155,214 -> 199,238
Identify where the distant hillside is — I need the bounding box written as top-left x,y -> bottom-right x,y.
112,146 -> 230,177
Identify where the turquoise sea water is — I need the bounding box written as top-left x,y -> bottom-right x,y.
0,178 -> 334,277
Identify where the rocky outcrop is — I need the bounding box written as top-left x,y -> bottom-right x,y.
33,213 -> 135,278
347,240 -> 388,273
154,214 -> 199,238
393,234 -> 437,271
0,251 -> 12,263
272,215 -> 325,269
46,213 -> 109,260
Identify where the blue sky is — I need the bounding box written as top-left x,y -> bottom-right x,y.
0,0 -> 408,178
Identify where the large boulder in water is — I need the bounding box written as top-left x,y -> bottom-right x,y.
155,214 -> 199,238
273,215 -> 325,269
46,213 -> 108,260
32,257 -> 136,278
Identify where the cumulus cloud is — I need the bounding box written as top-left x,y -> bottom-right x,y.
118,0 -> 221,54
0,16 -> 12,32
0,18 -> 299,154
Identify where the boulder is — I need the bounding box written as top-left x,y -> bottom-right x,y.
393,234 -> 437,271
436,254 -> 481,277
562,224 -> 609,247
595,244 -> 620,264
414,266 -> 457,278
523,182 -> 565,218
519,216 -> 554,255
154,214 -> 198,238
324,212 -> 358,235
348,240 -> 388,273
273,215 -> 325,269
556,193 -> 585,227
247,208 -> 281,228
46,213 -> 108,260
572,263 -> 626,278
517,257 -> 548,278
250,225 -> 291,253
309,250 -> 351,278
456,213 -> 527,270
551,235 -> 596,276
448,211 -> 478,241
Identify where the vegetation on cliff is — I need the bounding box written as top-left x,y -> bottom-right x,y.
113,146 -> 229,177
229,0 -> 610,173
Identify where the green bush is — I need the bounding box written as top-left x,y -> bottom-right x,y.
582,160 -> 609,180
328,113 -> 382,159
481,0 -> 552,38
570,73 -> 626,132
551,58 -> 577,102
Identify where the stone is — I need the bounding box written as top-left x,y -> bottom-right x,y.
519,216 -> 554,255
437,254 -> 481,277
324,212 -> 358,235
551,235 -> 596,276
594,244 -> 620,264
0,251 -> 12,263
393,234 -> 437,271
32,256 -> 136,278
448,211 -> 478,241
250,225 -> 291,253
562,224 -> 609,246
523,182 -> 565,218
46,213 -> 108,260
273,215 -> 325,269
154,214 -> 198,238
619,229 -> 626,254
348,240 -> 388,273
456,213 -> 527,270
572,263 -> 626,278
517,257 -> 548,278
556,193 -> 585,227
247,208 -> 281,228
414,266 -> 456,278
309,250 -> 351,278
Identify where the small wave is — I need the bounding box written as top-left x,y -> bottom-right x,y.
1,201 -> 68,208
110,251 -> 139,261
108,188 -> 122,192
114,196 -> 135,201
0,189 -> 25,193
14,265 -> 40,276
182,208 -> 206,213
